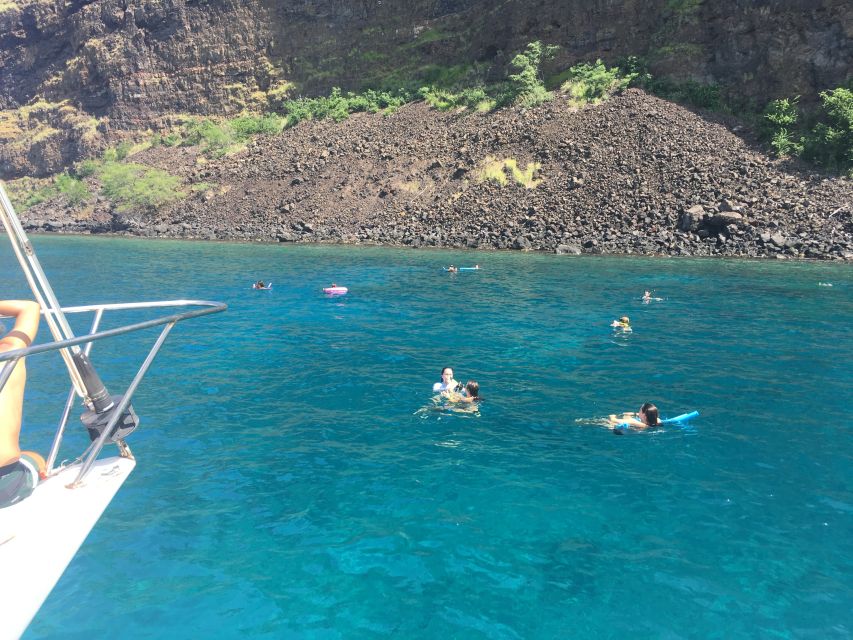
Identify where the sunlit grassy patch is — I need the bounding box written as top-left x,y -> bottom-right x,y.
397,180 -> 421,193
477,157 -> 508,185
505,158 -> 542,188
0,99 -> 105,153
31,126 -> 59,143
4,176 -> 55,211
4,171 -> 89,210
475,99 -> 496,113
0,113 -> 22,141
476,157 -> 542,188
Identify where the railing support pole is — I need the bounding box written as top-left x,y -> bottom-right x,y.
71,321 -> 176,487
46,308 -> 104,474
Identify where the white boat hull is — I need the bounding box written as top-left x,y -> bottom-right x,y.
0,456 -> 135,639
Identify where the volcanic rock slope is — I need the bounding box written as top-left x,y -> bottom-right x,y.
109,89 -> 853,259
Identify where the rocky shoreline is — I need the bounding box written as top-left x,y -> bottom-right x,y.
21,90 -> 853,260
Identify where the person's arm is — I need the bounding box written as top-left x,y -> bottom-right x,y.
609,412 -> 642,427
0,300 -> 40,349
442,390 -> 465,403
0,301 -> 40,467
451,390 -> 473,403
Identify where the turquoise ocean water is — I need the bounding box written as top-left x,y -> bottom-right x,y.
2,236 -> 851,639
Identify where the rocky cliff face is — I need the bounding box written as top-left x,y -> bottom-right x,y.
1,0 -> 279,120
0,0 -> 850,177
263,0 -> 852,110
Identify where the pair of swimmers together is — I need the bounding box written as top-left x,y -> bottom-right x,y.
432,367 -> 481,404
611,291 -> 662,330
431,367 -> 656,423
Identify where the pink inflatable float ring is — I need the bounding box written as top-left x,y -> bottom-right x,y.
323,286 -> 348,295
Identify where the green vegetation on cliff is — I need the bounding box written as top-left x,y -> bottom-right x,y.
55,173 -> 89,205
507,41 -> 559,108
617,56 -> 723,110
7,146 -> 184,213
153,91 -> 410,159
419,87 -> 493,112
282,88 -> 410,127
99,162 -> 184,211
5,177 -> 59,211
558,59 -> 635,107
764,87 -> 853,175
764,97 -> 803,157
5,171 -> 89,211
150,113 -> 287,158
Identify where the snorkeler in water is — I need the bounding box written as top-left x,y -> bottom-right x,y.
433,367 -> 461,393
609,402 -> 660,432
611,316 -> 632,331
444,380 -> 481,404
463,381 -> 481,402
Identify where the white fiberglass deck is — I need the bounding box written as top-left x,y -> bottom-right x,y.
0,456 -> 135,640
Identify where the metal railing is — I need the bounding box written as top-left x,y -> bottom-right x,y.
0,299 -> 226,487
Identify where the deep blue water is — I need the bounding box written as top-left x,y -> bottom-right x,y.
2,236 -> 851,639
